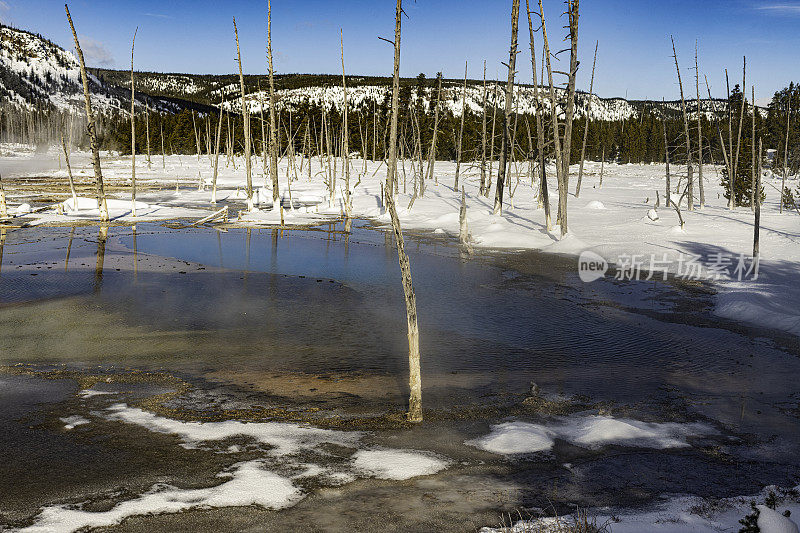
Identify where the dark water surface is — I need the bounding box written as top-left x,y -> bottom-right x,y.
1,222 -> 799,530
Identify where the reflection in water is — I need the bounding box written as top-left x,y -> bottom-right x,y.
269,228 -> 278,300
0,228 -> 5,275
217,229 -> 223,268
244,228 -> 251,287
132,225 -> 138,281
6,225 -> 800,443
65,227 -> 74,271
94,226 -> 107,293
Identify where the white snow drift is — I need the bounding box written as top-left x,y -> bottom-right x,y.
467,415 -> 715,455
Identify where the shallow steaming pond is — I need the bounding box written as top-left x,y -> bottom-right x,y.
1,222 -> 799,531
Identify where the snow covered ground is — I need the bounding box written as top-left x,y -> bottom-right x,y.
2,144 -> 798,338
480,488 -> 800,533
16,402 -> 450,533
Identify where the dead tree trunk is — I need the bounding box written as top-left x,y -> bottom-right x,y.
413,107 -> 425,197
492,0 -> 520,215
559,0 -> 580,228
212,96 -> 224,203
454,61 -> 468,191
426,73 -> 442,186
267,0 -> 280,203
781,96 -> 790,214
258,82 -> 267,177
341,30 -> 352,214
663,105 -> 671,207
160,120 -> 165,169
145,100 -> 151,169
695,42 -> 704,208
0,175 -> 7,219
599,146 -> 604,187
192,110 -> 201,161
575,40 -> 597,198
480,60 -> 488,195
525,19 -> 549,222
539,0 -> 566,231
130,27 -> 138,217
234,18 -> 253,211
754,138 -> 761,259
733,57 -> 746,201
61,132 -> 77,204
751,86 -> 756,212
671,36 -> 693,211
705,75 -> 732,201
384,0 -> 422,423
487,83 -> 499,197
726,70 -> 734,207
65,4 -> 108,221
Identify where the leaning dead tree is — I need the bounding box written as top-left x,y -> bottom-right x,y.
384,0 -> 422,423
267,0 -> 280,203
130,27 -> 138,217
671,36 -> 693,211
234,17 -> 253,211
705,75 -> 732,205
65,4 -> 108,221
575,40 -> 598,198
492,0 -> 520,215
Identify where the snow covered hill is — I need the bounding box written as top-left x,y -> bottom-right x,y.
129,72 -> 739,122
0,24 -> 190,115
0,23 -> 758,122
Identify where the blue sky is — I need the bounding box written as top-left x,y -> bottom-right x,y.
2,0 -> 799,103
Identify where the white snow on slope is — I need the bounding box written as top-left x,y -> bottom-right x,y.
467,416 -> 715,455
758,505 -> 800,533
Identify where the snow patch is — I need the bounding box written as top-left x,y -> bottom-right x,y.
78,389 -> 113,398
352,449 -> 450,480
105,404 -> 361,455
20,461 -> 301,533
468,416 -> 715,455
59,415 -> 89,430
757,505 -> 800,533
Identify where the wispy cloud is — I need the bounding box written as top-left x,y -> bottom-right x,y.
0,1 -> 10,23
78,36 -> 114,67
144,12 -> 172,19
755,3 -> 800,14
